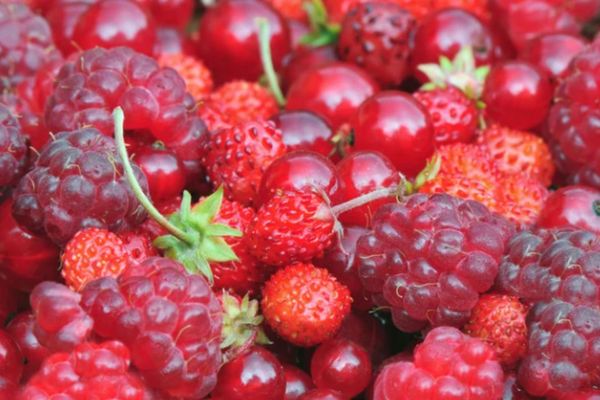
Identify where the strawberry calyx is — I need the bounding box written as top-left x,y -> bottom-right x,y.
113,107 -> 241,284
301,0 -> 340,47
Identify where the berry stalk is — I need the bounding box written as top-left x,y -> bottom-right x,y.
257,18 -> 286,107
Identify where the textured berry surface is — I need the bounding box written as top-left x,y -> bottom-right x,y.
158,52 -> 213,101
80,257 -> 222,399
202,120 -> 286,206
0,104 -> 28,196
337,2 -> 416,87
12,128 -> 148,246
373,327 -> 504,400
357,193 -> 514,332
247,189 -> 335,266
19,340 -> 149,399
0,329 -> 23,393
6,312 -> 51,380
262,262 -> 352,347
208,81 -> 279,125
0,2 -> 62,90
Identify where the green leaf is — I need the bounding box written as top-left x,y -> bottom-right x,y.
191,186 -> 224,225
201,238 -> 239,263
204,223 -> 243,238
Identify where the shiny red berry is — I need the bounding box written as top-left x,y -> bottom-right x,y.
300,388 -> 348,400
520,33 -> 587,82
46,0 -> 93,55
282,45 -> 337,91
284,364 -> 314,400
133,145 -> 186,202
0,329 -> 23,394
537,185 -> 600,234
271,111 -> 334,157
6,312 -> 51,380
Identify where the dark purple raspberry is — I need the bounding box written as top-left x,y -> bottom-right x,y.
0,2 -> 62,90
356,193 -> 514,332
80,257 -> 223,399
44,46 -> 208,188
0,104 -> 28,197
12,127 -> 148,245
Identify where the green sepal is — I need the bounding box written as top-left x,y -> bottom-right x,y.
300,0 -> 340,47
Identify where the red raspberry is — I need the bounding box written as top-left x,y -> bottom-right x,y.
12,127 -> 148,246
373,327 -> 504,400
0,104 -> 28,197
80,257 -> 223,399
30,281 -> 94,352
6,312 -> 51,380
0,328 -> 23,398
0,91 -> 48,152
356,193 -> 514,332
546,43 -> 600,188
207,81 -> 279,125
0,2 -> 62,90
19,340 -> 150,399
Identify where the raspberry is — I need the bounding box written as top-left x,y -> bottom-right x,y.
0,104 -> 28,197
30,281 -> 94,352
6,312 -> 51,381
12,127 -> 148,246
356,193 -> 514,332
207,81 -> 279,125
19,340 -> 149,400
0,328 -> 23,397
0,2 -> 62,90
546,43 -> 600,188
80,257 -> 223,399
373,327 -> 505,400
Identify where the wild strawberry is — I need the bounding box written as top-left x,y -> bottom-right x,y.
420,172 -> 499,212
478,125 -> 555,186
207,81 -> 279,125
197,100 -> 233,133
247,189 -> 335,267
157,52 -> 214,101
496,174 -> 549,226
202,120 -> 287,206
464,294 -> 528,366
262,262 -> 352,347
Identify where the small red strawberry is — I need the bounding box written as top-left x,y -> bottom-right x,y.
207,81 -> 279,125
202,120 -> 287,206
478,124 -> 555,186
497,173 -> 549,225
197,100 -> 233,133
420,172 -> 499,212
157,52 -> 213,101
261,262 -> 352,347
247,189 -> 335,267
464,294 -> 528,367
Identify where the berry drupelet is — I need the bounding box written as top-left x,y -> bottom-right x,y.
0,104 -> 28,198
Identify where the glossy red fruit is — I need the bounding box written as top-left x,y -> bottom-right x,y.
300,388 -> 348,400
46,0 -> 94,55
154,26 -> 195,56
334,151 -> 400,227
282,45 -> 337,91
133,145 -> 186,202
0,199 -> 60,292
258,151 -> 339,206
520,33 -> 587,82
537,185 -> 600,234
284,364 -> 314,400
271,111 -> 334,157
0,329 -> 23,395
197,0 -> 291,85
147,0 -> 193,30
352,91 -> 434,177
411,8 -> 504,81
483,61 -> 553,130
211,346 -> 286,400
6,312 -> 51,380
286,62 -> 379,129
311,339 -> 372,398
336,311 -> 391,367
72,0 -> 156,55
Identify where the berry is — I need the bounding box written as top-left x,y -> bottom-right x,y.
284,364 -> 314,400
537,185 -> 600,234
282,45 -> 338,91
258,150 -> 339,207
0,278 -> 22,326
20,340 -> 149,399
478,124 -> 555,186
432,0 -> 490,21
133,145 -> 186,203
546,43 -> 600,188
502,372 -> 535,400
335,310 -> 391,366
464,294 -> 528,366
413,86 -> 478,147
352,91 -> 435,177
145,0 -> 194,30
334,151 -> 400,227
496,173 -> 549,226
300,388 -> 348,400
337,2 -> 416,87
286,62 -> 379,130
202,120 -> 286,206
270,111 -> 334,157
0,2 -> 62,90
211,346 -> 286,400
157,52 -> 214,101
0,329 -> 22,397
80,257 -> 223,399
247,189 -> 335,266
30,281 -> 94,352
45,0 -> 92,55
197,100 -> 233,133
311,339 -> 372,398
12,127 -> 148,246
208,81 -> 279,125
0,91 -> 48,153
0,104 -> 28,197
266,0 -> 305,21
372,327 -> 504,400
420,172 -> 498,213
261,262 -> 352,347
197,0 -> 291,85
61,228 -> 129,291
6,312 -> 51,380
72,0 -> 156,55
356,193 -> 514,332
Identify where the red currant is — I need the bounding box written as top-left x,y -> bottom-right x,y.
133,145 -> 186,202
271,111 -> 334,157
284,364 -> 314,400
537,185 -> 600,234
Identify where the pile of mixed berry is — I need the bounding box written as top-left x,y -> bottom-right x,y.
1,0 -> 600,398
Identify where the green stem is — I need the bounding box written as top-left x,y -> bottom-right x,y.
112,107 -> 193,245
256,18 -> 286,107
330,186 -> 400,216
